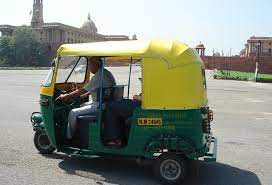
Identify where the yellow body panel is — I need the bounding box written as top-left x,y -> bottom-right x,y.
40,66 -> 58,97
40,86 -> 54,97
142,57 -> 207,109
40,40 -> 208,109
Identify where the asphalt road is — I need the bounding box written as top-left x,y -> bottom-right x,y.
0,68 -> 271,185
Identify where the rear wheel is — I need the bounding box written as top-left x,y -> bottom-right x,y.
154,153 -> 187,185
34,132 -> 55,154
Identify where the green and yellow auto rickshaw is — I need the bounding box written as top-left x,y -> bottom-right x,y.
31,40 -> 216,185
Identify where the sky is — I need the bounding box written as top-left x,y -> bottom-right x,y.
0,0 -> 271,55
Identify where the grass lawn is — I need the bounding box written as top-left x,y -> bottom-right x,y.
213,70 -> 272,81
258,73 -> 272,79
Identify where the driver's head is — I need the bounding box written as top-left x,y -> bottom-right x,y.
88,56 -> 102,74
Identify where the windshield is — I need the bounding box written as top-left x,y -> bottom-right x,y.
42,67 -> 54,86
56,56 -> 87,83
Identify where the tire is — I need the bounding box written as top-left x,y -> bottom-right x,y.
153,153 -> 187,185
34,132 -> 55,154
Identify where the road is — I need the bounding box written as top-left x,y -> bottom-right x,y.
0,68 -> 271,185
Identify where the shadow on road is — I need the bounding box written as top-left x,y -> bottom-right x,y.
42,153 -> 68,160
56,155 -> 261,185
186,161 -> 261,185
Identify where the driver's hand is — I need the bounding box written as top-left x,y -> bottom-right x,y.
80,92 -> 90,99
55,94 -> 69,102
133,95 -> 142,102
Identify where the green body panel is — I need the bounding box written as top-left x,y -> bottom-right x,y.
40,95 -> 57,147
37,94 -> 211,159
60,107 -> 209,159
127,108 -> 207,158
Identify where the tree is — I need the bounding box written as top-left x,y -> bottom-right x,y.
13,26 -> 44,66
0,36 -> 14,66
0,26 -> 45,66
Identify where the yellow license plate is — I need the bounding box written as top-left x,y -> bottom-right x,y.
138,118 -> 162,126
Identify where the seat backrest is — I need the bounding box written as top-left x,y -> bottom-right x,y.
112,85 -> 125,100
97,85 -> 125,102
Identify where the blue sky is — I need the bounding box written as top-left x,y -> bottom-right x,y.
0,0 -> 271,55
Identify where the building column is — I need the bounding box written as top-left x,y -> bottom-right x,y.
53,30 -> 55,43
246,45 -> 249,56
251,42 -> 254,53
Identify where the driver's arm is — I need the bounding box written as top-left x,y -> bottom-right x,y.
56,88 -> 88,101
67,88 -> 88,98
56,71 -> 98,101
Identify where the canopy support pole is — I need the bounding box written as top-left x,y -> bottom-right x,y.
99,58 -> 105,112
127,57 -> 133,98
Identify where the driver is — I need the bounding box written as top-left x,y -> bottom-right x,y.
56,57 -> 116,139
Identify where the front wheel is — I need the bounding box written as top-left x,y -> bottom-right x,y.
153,153 -> 187,185
34,132 -> 55,154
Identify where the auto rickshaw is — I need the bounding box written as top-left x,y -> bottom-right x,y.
31,40 -> 217,185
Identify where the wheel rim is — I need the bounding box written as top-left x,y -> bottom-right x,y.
160,159 -> 182,181
37,133 -> 51,150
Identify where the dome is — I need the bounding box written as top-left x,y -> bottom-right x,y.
195,42 -> 205,48
81,13 -> 98,33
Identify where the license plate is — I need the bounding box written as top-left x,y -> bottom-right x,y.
138,118 -> 162,126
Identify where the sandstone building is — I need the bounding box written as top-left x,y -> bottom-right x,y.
0,0 -> 135,61
195,42 -> 206,56
240,36 -> 272,57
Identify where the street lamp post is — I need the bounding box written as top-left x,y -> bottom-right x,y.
229,48 -> 232,76
213,49 -> 215,69
254,40 -> 261,81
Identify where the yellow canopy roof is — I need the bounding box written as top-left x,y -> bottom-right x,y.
57,40 -> 202,68
56,40 -> 207,110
